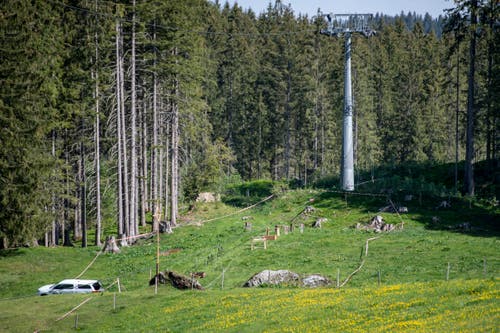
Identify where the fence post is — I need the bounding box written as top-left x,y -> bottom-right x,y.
446,262 -> 450,281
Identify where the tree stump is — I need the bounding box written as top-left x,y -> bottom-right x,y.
244,222 -> 252,231
118,234 -> 128,247
104,236 -> 120,254
312,218 -> 327,228
160,221 -> 173,234
283,225 -> 289,235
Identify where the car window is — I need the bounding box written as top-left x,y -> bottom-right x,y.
53,284 -> 74,290
78,284 -> 92,289
92,282 -> 102,290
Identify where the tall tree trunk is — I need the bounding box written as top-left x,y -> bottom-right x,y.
164,121 -> 170,223
50,130 -> 57,247
118,22 -> 130,237
455,42 -> 460,192
129,0 -> 138,237
170,69 -> 179,227
140,79 -> 148,228
74,147 -> 82,241
63,131 -> 72,247
115,18 -> 124,236
152,36 -> 159,232
158,110 -> 164,219
94,0 -> 102,246
80,139 -> 87,248
284,61 -> 292,180
464,0 -> 477,196
485,2 -> 495,168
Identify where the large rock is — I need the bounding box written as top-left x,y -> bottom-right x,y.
302,274 -> 331,287
196,192 -> 220,203
244,270 -> 300,287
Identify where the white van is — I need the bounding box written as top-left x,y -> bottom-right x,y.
38,279 -> 104,295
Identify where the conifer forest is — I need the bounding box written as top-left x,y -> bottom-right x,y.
0,0 -> 498,248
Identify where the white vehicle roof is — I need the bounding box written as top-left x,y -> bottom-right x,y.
57,279 -> 100,284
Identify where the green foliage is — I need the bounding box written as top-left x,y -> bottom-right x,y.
312,175 -> 341,189
221,179 -> 286,206
0,0 -> 67,246
1,0 -> 498,250
0,189 -> 498,331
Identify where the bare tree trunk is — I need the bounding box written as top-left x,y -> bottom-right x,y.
485,3 -> 495,167
158,100 -> 164,221
140,80 -> 148,228
118,21 -> 130,237
164,121 -> 169,223
94,0 -> 102,246
49,130 -> 57,247
284,61 -> 292,180
63,130 -> 72,247
170,67 -> 179,227
73,157 -> 82,241
464,0 -> 477,197
455,42 -> 460,192
129,0 -> 138,237
152,43 -> 160,232
115,18 -> 124,236
80,139 -> 87,248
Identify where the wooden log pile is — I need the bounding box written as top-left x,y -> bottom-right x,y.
149,270 -> 204,290
355,215 -> 395,233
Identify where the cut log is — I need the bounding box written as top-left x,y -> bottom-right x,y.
355,216 -> 395,233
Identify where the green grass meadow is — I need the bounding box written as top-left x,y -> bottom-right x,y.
0,189 -> 498,332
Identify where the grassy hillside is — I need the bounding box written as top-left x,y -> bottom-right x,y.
0,189 -> 498,332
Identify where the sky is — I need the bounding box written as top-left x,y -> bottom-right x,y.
226,0 -> 453,18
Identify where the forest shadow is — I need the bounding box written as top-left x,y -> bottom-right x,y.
0,248 -> 23,258
315,190 -> 500,238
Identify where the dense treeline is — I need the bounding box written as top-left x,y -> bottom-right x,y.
0,0 -> 498,247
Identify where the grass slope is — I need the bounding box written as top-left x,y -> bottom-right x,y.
0,189 -> 498,332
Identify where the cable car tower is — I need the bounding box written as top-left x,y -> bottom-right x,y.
320,14 -> 375,191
